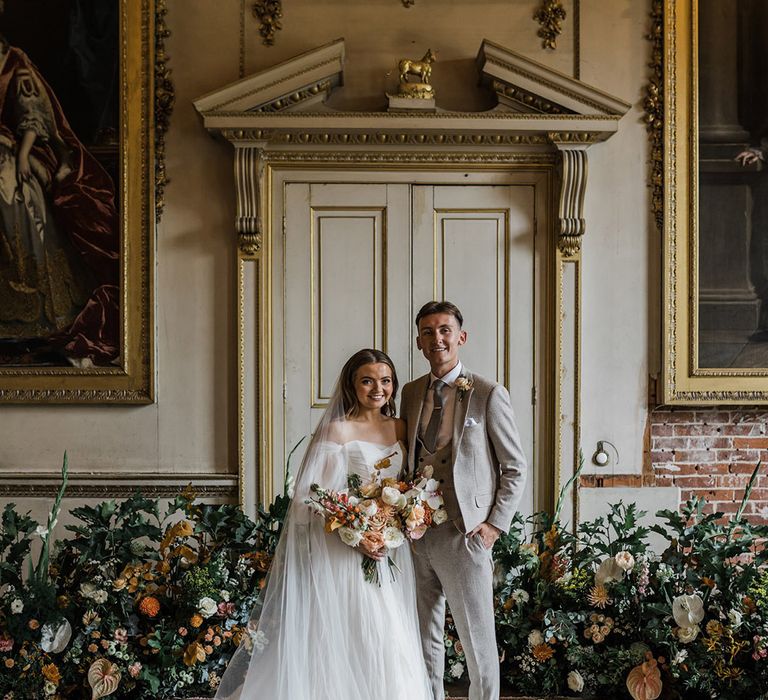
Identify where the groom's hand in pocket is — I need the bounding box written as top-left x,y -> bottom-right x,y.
468,522 -> 501,550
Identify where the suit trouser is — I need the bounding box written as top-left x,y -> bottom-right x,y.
412,522 -> 499,700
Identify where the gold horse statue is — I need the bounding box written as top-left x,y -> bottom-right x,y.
398,48 -> 437,85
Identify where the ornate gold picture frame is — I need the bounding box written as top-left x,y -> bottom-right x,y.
661,0 -> 768,403
0,0 -> 157,403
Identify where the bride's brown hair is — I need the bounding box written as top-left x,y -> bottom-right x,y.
339,349 -> 399,418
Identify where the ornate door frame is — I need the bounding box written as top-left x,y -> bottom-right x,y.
194,38 -> 630,521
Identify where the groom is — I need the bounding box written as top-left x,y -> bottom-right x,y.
401,300 -> 528,700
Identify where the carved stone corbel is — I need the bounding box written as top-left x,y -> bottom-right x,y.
550,140 -> 588,257
234,145 -> 265,256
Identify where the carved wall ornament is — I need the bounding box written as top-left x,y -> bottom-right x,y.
645,0 -> 663,235
155,0 -> 175,222
534,0 -> 567,50
252,0 -> 283,46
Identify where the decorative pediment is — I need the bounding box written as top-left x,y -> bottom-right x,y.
477,40 -> 629,117
194,38 -> 631,257
193,38 -> 345,115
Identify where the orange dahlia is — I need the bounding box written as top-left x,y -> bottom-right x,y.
138,595 -> 161,618
532,643 -> 555,662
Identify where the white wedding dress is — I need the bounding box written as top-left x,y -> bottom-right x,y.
216,439 -> 434,700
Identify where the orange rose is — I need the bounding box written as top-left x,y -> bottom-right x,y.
4,659 -> 14,669
190,613 -> 204,628
88,644 -> 98,653
183,642 -> 206,667
28,619 -> 39,630
138,595 -> 161,618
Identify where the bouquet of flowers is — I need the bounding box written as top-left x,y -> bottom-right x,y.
307,458 -> 447,583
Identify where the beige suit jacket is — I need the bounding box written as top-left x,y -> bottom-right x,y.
400,369 -> 527,533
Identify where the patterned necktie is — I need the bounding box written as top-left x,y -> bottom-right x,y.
423,379 -> 446,453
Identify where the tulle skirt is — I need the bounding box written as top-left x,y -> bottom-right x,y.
215,519 -> 434,700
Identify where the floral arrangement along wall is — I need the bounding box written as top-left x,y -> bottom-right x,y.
1,458 -> 767,699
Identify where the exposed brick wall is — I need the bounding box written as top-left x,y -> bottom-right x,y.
648,409 -> 768,523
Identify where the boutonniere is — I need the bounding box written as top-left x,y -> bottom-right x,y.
455,376 -> 473,402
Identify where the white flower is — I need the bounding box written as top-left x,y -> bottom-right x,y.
656,563 -> 674,582
44,680 -> 57,696
595,557 -> 623,585
34,525 -> 49,538
672,594 -> 705,628
449,661 -> 465,679
511,589 -> 530,605
420,465 -> 434,479
338,527 -> 363,548
360,499 -> 379,517
382,527 -> 405,549
432,508 -> 448,525
10,598 -> 23,614
420,479 -> 444,510
198,597 -> 218,618
91,590 -> 108,605
676,625 -> 700,644
677,625 -> 700,643
79,582 -> 98,599
672,649 -> 688,665
728,609 -> 743,628
567,670 -> 584,693
528,629 -> 544,648
40,619 -> 72,654
220,590 -> 230,602
614,551 -> 635,573
381,486 -> 406,509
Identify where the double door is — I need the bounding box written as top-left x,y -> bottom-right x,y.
273,178 -> 539,516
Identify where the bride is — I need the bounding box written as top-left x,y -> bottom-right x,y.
215,348 -> 434,700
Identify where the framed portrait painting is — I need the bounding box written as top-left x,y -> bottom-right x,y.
661,0 -> 768,403
0,0 -> 157,403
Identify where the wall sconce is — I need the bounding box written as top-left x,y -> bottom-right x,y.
592,440 -> 619,467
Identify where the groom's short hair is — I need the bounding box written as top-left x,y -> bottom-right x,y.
415,300 -> 464,328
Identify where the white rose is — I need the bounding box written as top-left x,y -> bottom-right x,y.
381,486 -> 405,509
220,590 -> 230,602
614,551 -> 635,573
595,557 -> 623,585
528,629 -> 544,647
91,590 -> 108,605
40,619 -> 72,654
338,527 -> 363,548
383,527 -> 405,549
511,589 -> 530,604
672,594 -> 705,628
10,599 -> 23,614
432,508 -> 448,525
450,662 -> 464,679
728,609 -> 743,628
44,680 -> 57,696
567,670 -> 585,693
676,625 -> 700,644
198,597 -> 218,618
360,499 -> 379,517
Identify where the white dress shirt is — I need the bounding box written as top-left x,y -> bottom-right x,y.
419,361 -> 463,451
